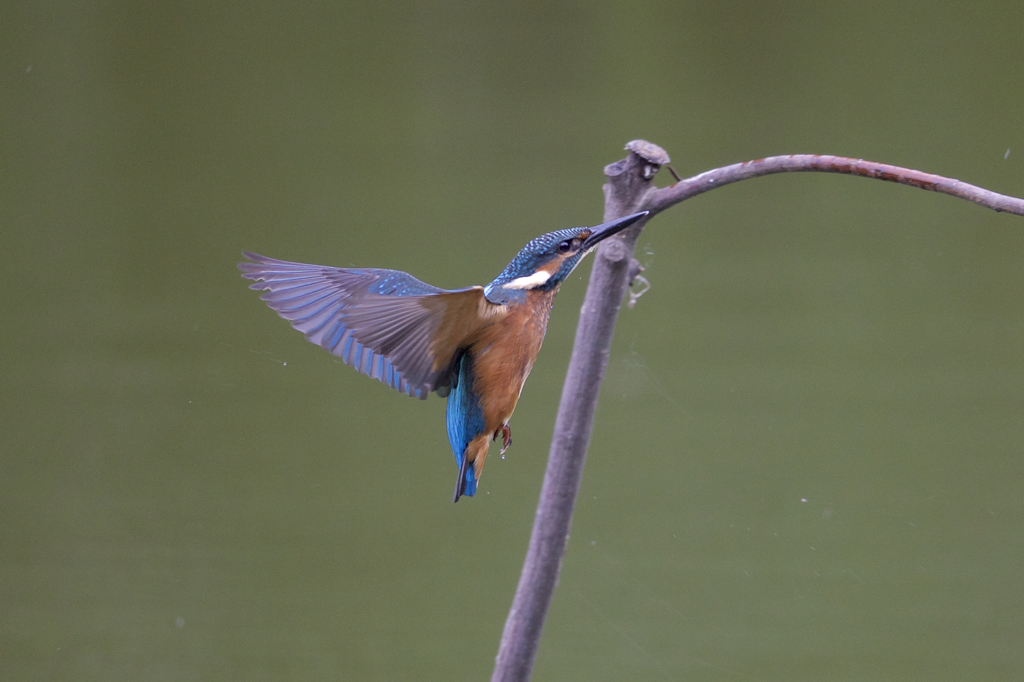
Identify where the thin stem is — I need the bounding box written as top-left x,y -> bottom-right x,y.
646,154 -> 1024,216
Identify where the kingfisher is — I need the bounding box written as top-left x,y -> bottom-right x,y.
239,211 -> 648,502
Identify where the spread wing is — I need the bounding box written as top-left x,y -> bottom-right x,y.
239,252 -> 505,399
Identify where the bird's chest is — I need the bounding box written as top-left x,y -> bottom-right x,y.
469,289 -> 557,422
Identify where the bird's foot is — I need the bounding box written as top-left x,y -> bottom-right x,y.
494,424 -> 512,454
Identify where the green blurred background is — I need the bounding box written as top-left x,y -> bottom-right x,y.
3,2 -> 1023,680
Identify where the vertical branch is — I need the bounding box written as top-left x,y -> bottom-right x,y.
491,147 -> 658,682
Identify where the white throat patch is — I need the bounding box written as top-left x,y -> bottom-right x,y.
504,270 -> 552,290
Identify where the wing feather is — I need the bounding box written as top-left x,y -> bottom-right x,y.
239,252 -> 505,398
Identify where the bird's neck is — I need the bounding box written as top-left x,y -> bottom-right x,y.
483,281 -> 524,306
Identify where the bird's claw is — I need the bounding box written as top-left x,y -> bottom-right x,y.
494,424 -> 512,454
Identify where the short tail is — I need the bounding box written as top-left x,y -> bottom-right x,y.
452,452 -> 478,503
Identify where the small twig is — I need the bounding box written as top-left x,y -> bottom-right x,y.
646,154 -> 1024,217
626,257 -> 644,286
492,143 -> 1023,682
627,274 -> 650,310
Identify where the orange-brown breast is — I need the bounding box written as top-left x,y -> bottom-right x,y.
467,287 -> 558,435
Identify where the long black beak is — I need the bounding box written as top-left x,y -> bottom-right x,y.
583,211 -> 649,249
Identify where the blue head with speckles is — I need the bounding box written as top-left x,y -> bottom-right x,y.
483,212 -> 648,305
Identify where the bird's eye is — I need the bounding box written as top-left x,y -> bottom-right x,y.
557,240 -> 572,253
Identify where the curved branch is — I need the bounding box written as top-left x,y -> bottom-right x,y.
645,154 -> 1024,216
